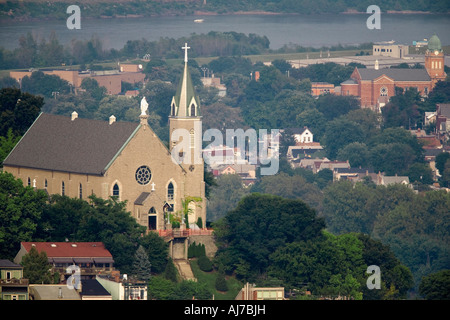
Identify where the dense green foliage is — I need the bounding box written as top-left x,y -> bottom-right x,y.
0,171 -> 169,275
21,246 -> 54,284
214,193 -> 325,281
419,270 -> 450,300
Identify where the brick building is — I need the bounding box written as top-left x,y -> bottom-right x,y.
341,34 -> 446,112
10,63 -> 145,95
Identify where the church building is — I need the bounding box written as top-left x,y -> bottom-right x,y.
3,44 -> 206,232
341,34 -> 446,112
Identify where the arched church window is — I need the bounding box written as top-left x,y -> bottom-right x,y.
148,207 -> 157,230
61,181 -> 65,196
190,104 -> 196,116
27,177 -> 31,186
380,86 -> 388,97
45,179 -> 48,189
167,182 -> 174,201
113,183 -> 120,199
79,183 -> 83,199
171,103 -> 175,116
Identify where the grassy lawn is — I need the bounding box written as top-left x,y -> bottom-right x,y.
190,258 -> 243,300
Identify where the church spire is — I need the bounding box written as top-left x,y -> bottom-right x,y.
170,43 -> 201,118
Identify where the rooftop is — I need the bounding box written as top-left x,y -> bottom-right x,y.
356,68 -> 431,82
20,242 -> 113,258
3,113 -> 140,175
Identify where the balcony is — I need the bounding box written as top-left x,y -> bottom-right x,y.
0,278 -> 29,286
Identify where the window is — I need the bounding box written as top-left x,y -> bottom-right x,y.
79,183 -> 82,199
380,87 -> 388,96
171,103 -> 175,116
148,207 -> 157,230
113,183 -> 120,199
45,179 -> 48,189
27,177 -> 31,186
62,181 -> 65,196
167,182 -> 174,201
190,104 -> 196,116
135,166 -> 152,185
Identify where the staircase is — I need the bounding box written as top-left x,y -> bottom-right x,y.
174,259 -> 196,281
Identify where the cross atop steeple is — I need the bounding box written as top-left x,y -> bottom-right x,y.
182,43 -> 190,63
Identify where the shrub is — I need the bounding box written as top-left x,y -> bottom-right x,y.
215,272 -> 228,292
197,255 -> 213,272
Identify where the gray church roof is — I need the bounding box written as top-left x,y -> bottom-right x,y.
357,68 -> 431,82
3,113 -> 140,175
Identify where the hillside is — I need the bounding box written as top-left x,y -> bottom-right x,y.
1,0 -> 449,20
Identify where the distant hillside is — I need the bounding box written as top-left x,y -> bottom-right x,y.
1,0 -> 449,20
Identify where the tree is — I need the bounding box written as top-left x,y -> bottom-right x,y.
321,118 -> 364,159
315,94 -> 359,121
322,181 -> 376,235
139,232 -> 169,274
268,232 -> 365,299
435,152 -> 450,176
206,174 -> 249,222
75,195 -> 146,274
0,88 -> 43,137
132,245 -> 152,281
253,173 -> 322,210
358,234 -> 414,300
148,275 -> 176,300
81,78 -> 106,101
214,193 -> 325,281
215,271 -> 228,292
0,172 -> 48,260
163,259 -> 178,283
21,71 -> 70,99
419,270 -> 450,300
0,128 -> 21,167
337,142 -> 370,168
21,246 -> 53,284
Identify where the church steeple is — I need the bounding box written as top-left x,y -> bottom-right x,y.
170,43 -> 201,118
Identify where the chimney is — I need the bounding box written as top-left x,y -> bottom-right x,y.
109,115 -> 116,125
71,111 -> 78,121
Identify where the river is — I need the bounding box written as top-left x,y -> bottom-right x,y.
0,13 -> 449,51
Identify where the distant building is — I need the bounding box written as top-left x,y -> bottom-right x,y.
377,174 -> 412,188
333,167 -> 376,183
373,43 -> 409,59
201,74 -> 227,97
235,282 -> 285,300
341,34 -> 446,112
436,103 -> 450,141
10,62 -> 145,95
311,82 -> 335,96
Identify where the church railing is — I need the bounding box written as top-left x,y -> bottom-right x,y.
153,229 -> 214,238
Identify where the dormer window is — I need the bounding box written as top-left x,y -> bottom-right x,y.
190,104 -> 196,116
